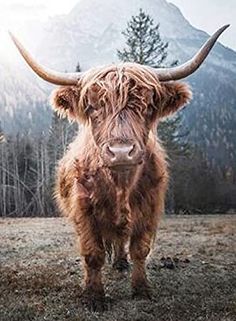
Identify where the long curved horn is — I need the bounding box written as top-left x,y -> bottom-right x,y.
153,25 -> 230,81
9,32 -> 82,85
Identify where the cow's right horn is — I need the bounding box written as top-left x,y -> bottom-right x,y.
152,24 -> 230,81
9,32 -> 82,86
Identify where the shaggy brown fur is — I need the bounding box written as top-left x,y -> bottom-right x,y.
52,63 -> 191,311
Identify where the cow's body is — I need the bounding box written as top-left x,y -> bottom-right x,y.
56,127 -> 168,309
56,129 -> 168,247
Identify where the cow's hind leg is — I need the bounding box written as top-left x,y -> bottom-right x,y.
129,230 -> 153,299
112,236 -> 130,272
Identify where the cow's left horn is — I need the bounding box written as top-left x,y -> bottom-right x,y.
9,32 -> 82,85
153,25 -> 230,81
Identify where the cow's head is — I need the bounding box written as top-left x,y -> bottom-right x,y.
10,25 -> 229,170
51,65 -> 191,169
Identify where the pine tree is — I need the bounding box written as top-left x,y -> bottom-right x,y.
157,113 -> 190,157
118,8 -> 177,67
75,62 -> 81,72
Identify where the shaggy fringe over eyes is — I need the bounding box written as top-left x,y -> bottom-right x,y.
77,63 -> 163,123
50,63 -> 192,123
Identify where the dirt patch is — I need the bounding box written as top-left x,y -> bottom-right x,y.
0,215 -> 235,321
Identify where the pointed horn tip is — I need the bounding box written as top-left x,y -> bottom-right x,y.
8,31 -> 18,45
219,24 -> 230,33
213,24 -> 230,40
8,31 -> 14,39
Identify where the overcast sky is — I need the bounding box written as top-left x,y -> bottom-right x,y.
170,0 -> 234,50
0,0 -> 234,50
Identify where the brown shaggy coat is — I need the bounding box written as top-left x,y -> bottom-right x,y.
51,63 -> 191,311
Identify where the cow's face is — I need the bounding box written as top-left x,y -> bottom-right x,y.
52,66 -> 191,170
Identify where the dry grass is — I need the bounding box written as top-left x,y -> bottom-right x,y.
0,215 -> 236,321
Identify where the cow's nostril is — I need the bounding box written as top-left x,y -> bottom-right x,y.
106,145 -> 115,158
103,142 -> 142,166
128,144 -> 136,158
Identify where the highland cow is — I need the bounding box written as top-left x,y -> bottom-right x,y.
10,25 -> 229,311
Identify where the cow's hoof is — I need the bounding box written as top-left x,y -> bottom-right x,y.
113,258 -> 130,272
81,290 -> 111,312
132,285 -> 152,300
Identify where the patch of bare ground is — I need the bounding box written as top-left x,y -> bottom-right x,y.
0,215 -> 235,321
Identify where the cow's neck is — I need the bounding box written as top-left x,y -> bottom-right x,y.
79,135 -> 145,226
101,165 -> 143,227
105,165 -> 143,191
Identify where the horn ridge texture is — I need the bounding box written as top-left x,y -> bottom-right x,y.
152,24 -> 230,81
9,32 -> 81,86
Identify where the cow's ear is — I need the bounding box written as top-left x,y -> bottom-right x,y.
157,82 -> 192,118
50,86 -> 81,120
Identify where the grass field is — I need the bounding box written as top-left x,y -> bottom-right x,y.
0,215 -> 235,321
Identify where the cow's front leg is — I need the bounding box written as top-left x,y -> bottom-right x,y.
82,247 -> 106,312
77,223 -> 107,311
129,230 -> 153,299
73,197 -> 107,311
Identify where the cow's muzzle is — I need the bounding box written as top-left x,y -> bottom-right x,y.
102,141 -> 143,169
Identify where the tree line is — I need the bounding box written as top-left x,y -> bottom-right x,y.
0,116 -> 77,217
0,123 -> 234,217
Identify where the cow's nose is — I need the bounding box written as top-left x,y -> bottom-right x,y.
103,142 -> 143,166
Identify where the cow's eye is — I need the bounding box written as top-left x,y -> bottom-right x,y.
85,104 -> 95,115
147,105 -> 155,118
